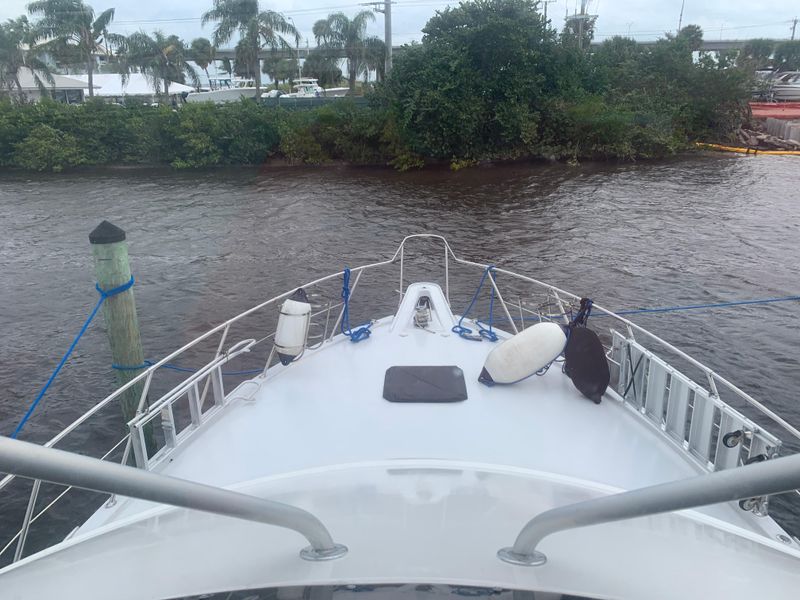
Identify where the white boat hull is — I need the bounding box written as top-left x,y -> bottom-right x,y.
186,88 -> 257,104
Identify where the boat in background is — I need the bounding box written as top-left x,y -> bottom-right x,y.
186,77 -> 259,103
0,235 -> 799,599
282,77 -> 349,98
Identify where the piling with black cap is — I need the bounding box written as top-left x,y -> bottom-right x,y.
89,221 -> 145,426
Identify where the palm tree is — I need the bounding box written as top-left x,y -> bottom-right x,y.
360,36 -> 386,84
119,31 -> 200,98
190,37 -> 215,89
202,0 -> 298,99
27,0 -> 115,98
261,55 -> 297,89
0,16 -> 53,102
312,11 -> 375,92
233,36 -> 258,79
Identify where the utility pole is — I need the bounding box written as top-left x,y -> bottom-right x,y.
565,0 -> 596,51
792,17 -> 798,41
363,1 -> 392,75
677,0 -> 685,32
543,0 -> 556,25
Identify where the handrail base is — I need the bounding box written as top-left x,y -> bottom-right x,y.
497,547 -> 547,567
300,543 -> 348,562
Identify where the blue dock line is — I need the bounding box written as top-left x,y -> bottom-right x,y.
11,276 -> 135,439
604,295 -> 800,317
452,266 -> 499,341
340,267 -> 372,342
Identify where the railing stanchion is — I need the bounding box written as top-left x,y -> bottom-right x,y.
13,479 -> 41,563
200,324 -> 231,408
399,245 -> 405,307
486,274 -> 519,335
444,245 -> 450,305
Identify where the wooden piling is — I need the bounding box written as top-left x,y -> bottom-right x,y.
89,221 -> 145,426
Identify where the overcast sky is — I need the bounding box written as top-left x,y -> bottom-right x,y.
2,0 -> 798,48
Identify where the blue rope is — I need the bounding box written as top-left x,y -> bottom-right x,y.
452,266 -> 499,342
606,295 -> 800,317
341,267 -> 371,342
11,276 -> 135,439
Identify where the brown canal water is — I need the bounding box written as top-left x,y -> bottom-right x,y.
0,155 -> 799,562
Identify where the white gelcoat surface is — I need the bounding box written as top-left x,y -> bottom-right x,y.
2,282 -> 798,598
2,463 -> 800,600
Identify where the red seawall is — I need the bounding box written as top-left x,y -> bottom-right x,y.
750,102 -> 800,120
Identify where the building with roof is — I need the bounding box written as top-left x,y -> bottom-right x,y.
11,68 -> 93,103
73,73 -> 196,104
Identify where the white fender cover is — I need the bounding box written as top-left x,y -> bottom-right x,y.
479,322 -> 567,385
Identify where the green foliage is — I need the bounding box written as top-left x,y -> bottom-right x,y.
0,0 -> 755,171
13,123 -> 85,171
774,41 -> 800,71
312,11 -> 375,91
739,38 -> 775,70
302,48 -> 343,87
26,0 -> 115,98
262,55 -> 298,87
386,7 -> 750,162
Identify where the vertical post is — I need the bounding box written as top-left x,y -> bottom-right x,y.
89,221 -> 145,426
792,18 -> 797,41
385,0 -> 392,74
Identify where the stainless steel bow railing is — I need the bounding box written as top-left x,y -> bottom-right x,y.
498,450 -> 800,566
1,234 -> 797,565
0,436 -> 347,562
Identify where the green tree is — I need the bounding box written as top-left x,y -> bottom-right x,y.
261,54 -> 297,88
27,0 -> 115,98
738,38 -> 774,70
385,0 -> 558,159
202,0 -> 298,99
774,40 -> 800,71
301,47 -> 342,87
0,16 -> 53,102
190,37 -> 215,89
361,36 -> 386,83
119,31 -> 200,97
14,123 -> 85,171
233,37 -> 257,78
312,11 -> 374,91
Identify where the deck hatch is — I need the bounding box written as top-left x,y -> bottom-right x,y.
383,366 -> 468,403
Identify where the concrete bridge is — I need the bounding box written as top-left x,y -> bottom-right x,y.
214,39 -> 791,61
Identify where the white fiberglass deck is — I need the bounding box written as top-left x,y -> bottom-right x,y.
5,462 -> 800,600
3,268 -> 800,599
79,284 -> 780,537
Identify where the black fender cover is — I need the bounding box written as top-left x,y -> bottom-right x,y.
564,326 -> 610,404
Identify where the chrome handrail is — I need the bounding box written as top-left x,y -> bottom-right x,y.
498,451 -> 800,566
0,436 -> 347,562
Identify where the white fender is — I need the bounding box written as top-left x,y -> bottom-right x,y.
274,293 -> 311,365
479,322 -> 567,385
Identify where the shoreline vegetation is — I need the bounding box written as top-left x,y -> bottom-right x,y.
0,0 -> 777,173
